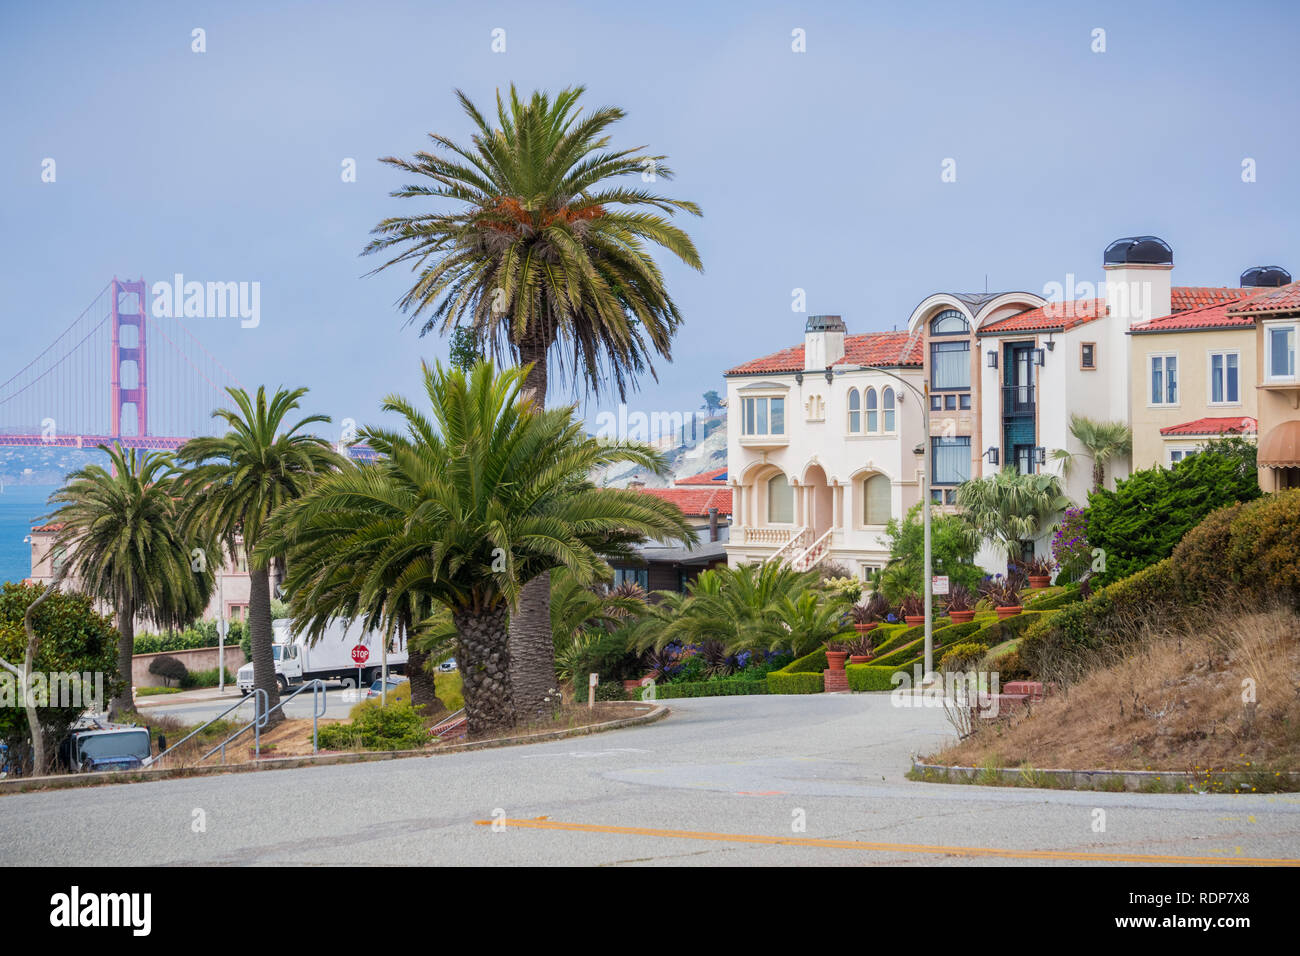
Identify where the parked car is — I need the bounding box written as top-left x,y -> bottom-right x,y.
436,658 -> 458,673
366,676 -> 408,699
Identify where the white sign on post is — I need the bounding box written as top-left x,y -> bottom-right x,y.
588,672 -> 598,709
932,575 -> 950,595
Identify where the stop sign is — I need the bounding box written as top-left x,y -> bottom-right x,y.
350,644 -> 370,666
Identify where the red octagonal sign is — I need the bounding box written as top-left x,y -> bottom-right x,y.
350,644 -> 370,666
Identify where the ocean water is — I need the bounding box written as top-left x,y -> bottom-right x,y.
0,486 -> 57,585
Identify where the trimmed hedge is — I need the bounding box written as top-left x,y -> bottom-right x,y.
655,680 -> 770,699
767,671 -> 824,694
846,663 -> 910,692
1022,585 -> 1083,611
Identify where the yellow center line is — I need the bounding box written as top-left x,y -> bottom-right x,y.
473,818 -> 1300,866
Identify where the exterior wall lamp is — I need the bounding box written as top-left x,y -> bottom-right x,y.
1032,348 -> 1046,366
1034,446 -> 1047,465
986,350 -> 998,368
983,447 -> 999,466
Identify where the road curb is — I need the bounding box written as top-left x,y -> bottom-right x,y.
0,703 -> 670,796
910,758 -> 1300,793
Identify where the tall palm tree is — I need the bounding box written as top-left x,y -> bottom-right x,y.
44,445 -> 212,716
176,387 -> 343,725
268,361 -> 696,737
363,85 -> 703,719
956,467 -> 1072,564
1050,414 -> 1133,493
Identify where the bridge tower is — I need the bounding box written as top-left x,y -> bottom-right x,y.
110,277 -> 148,438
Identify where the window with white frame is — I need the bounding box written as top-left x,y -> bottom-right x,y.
1266,323 -> 1296,381
862,473 -> 892,525
1168,446 -> 1199,466
1208,351 -> 1240,404
882,387 -> 896,432
847,389 -> 861,433
1149,354 -> 1178,405
767,473 -> 794,524
742,396 -> 786,436
865,387 -> 878,432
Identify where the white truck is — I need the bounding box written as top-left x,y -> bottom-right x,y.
237,618 -> 408,694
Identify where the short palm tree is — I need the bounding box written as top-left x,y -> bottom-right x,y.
363,85 -> 703,719
176,387 -> 344,724
267,361 -> 695,736
1050,414 -> 1133,493
956,467 -> 1072,564
44,445 -> 213,716
770,591 -> 857,658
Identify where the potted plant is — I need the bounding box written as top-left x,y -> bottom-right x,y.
898,593 -> 925,627
945,584 -> 976,624
983,577 -> 1023,619
825,641 -> 849,670
851,592 -> 889,633
845,632 -> 875,665
1022,555 -> 1055,589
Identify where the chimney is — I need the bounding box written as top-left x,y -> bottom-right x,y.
804,314 -> 846,370
1103,236 -> 1173,328
707,506 -> 719,542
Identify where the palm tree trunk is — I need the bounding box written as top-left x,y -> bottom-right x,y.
453,605 -> 514,738
406,643 -> 446,720
1093,462 -> 1104,494
109,600 -> 135,719
510,339 -> 557,720
248,563 -> 282,727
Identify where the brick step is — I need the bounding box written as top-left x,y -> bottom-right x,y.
823,668 -> 850,693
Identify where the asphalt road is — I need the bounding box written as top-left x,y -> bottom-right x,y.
4,694 -> 1299,866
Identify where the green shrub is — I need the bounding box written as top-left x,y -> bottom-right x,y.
180,667 -> 235,689
655,680 -> 770,699
148,654 -> 188,687
1222,490 -> 1300,601
846,664 -> 909,692
766,671 -> 823,694
990,648 -> 1031,682
318,702 -> 429,751
1021,585 -> 1083,611
594,680 -> 629,702
940,642 -> 989,672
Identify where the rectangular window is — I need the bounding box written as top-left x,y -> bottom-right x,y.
1268,325 -> 1296,380
1209,352 -> 1239,404
613,567 -> 649,590
931,436 -> 971,485
1150,354 -> 1178,405
1080,343 -> 1096,369
931,340 -> 971,390
930,395 -> 943,411
959,394 -> 971,410
944,394 -> 957,410
741,396 -> 786,436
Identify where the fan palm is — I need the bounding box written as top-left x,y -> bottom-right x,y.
176,387 -> 344,725
363,85 -> 703,719
266,361 -> 695,737
1049,414 -> 1133,493
956,467 -> 1072,564
44,445 -> 213,716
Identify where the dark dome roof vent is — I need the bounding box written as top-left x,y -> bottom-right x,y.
1240,266 -> 1292,288
805,314 -> 846,332
1103,236 -> 1173,266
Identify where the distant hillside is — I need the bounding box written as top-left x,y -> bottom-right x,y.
0,446 -> 109,487
591,415 -> 727,488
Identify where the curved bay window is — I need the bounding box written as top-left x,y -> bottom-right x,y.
930,309 -> 971,391
767,473 -> 794,524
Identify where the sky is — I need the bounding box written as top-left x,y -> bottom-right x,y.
1,0 -> 1297,440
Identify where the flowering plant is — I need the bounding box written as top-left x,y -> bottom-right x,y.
1051,507 -> 1091,581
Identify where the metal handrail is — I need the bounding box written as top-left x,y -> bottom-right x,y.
202,679 -> 328,764
150,688 -> 264,768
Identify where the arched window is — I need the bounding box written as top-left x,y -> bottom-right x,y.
848,389 -> 861,432
863,474 -> 892,525
930,309 -> 969,335
865,388 -> 878,432
767,473 -> 793,524
882,387 -> 896,432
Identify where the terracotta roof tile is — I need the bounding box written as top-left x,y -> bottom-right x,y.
978,299 -> 1107,335
636,486 -> 733,517
1226,281 -> 1300,316
1170,287 -> 1260,311
1159,416 -> 1257,437
29,522 -> 63,533
675,466 -> 728,486
725,330 -> 921,375
1131,295 -> 1261,333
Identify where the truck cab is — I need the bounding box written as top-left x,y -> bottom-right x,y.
60,724 -> 153,773
236,618 -> 406,694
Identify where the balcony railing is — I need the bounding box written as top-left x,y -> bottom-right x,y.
1001,384 -> 1035,416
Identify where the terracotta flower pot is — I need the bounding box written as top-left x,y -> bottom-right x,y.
995,605 -> 1023,619
1028,575 -> 1050,589
853,622 -> 878,634
948,610 -> 976,624
848,654 -> 872,665
825,650 -> 849,670
904,615 -> 925,627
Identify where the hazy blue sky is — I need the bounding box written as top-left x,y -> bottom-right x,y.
2,0 -> 1297,437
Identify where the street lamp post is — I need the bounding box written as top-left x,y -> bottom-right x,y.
838,365 -> 935,677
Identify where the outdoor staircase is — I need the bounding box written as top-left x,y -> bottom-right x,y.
788,528 -> 833,572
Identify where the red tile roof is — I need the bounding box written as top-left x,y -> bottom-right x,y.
1131,295 -> 1260,333
675,466 -> 728,486
1227,282 -> 1300,316
1159,416 -> 1257,437
978,299 -> 1107,335
29,522 -> 63,533
1170,287 -> 1259,311
637,486 -> 732,517
726,330 -> 921,375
